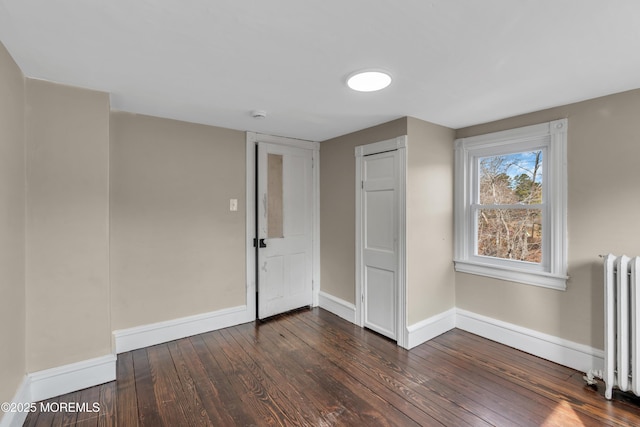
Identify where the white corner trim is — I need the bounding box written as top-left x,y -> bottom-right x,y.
455,308 -> 604,373
0,376 -> 31,427
28,354 -> 116,403
113,305 -> 251,354
406,308 -> 457,350
318,291 -> 356,324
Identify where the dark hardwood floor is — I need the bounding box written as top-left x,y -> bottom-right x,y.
23,308 -> 640,426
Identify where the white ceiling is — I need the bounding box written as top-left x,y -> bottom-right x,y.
1,1 -> 639,141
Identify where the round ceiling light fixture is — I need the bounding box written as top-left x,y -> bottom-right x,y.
346,70 -> 392,92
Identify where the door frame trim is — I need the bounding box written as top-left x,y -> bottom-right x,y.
355,136 -> 407,348
246,132 -> 320,319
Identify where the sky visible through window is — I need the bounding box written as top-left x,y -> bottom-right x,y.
499,151 -> 543,181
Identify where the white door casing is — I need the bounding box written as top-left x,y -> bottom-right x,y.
355,136 -> 407,347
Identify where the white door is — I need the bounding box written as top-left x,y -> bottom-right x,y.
257,142 -> 313,319
361,150 -> 399,339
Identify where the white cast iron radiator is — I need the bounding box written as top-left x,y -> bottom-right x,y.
586,254 -> 640,399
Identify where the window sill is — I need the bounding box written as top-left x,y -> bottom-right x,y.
453,259 -> 568,291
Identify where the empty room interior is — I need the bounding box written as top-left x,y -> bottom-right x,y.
3,1 -> 640,426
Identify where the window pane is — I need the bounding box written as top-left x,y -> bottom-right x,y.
267,153 -> 284,238
477,208 -> 542,263
479,151 -> 543,205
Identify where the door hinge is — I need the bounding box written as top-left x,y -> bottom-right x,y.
361,180 -> 364,189
361,293 -> 364,302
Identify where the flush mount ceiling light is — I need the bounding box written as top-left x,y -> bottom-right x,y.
346,70 -> 392,92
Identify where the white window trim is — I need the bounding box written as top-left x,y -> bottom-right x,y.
454,119 -> 568,290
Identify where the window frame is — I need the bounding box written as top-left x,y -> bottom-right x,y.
454,119 -> 568,290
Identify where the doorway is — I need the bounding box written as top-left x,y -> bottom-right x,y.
355,136 -> 407,346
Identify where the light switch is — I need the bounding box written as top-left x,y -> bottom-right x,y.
229,199 -> 238,211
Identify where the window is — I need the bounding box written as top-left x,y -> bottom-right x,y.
454,119 -> 568,290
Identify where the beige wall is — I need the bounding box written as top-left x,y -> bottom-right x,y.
455,89 -> 640,349
109,112 -> 246,330
406,117 -> 456,324
0,42 -> 26,410
320,118 -> 408,303
25,79 -> 111,371
320,117 -> 456,324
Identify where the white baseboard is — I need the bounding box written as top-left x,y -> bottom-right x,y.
29,354 -> 116,403
455,308 -> 604,373
2,304 -> 252,422
0,376 -> 30,427
406,308 -> 456,349
401,307 -> 603,373
318,291 -> 356,324
113,305 -> 251,354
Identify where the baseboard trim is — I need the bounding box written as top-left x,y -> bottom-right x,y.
28,354 -> 116,403
401,307 -> 603,373
406,308 -> 456,349
113,305 -> 251,354
3,305 -> 253,419
0,376 -> 30,427
318,291 -> 356,324
455,308 -> 604,373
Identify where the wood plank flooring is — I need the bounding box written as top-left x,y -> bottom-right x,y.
23,308 -> 640,426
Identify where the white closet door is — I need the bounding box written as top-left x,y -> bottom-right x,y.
361,150 -> 399,339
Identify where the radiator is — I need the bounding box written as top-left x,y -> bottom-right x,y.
602,254 -> 640,399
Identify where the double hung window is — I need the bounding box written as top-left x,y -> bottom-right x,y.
454,119 -> 568,290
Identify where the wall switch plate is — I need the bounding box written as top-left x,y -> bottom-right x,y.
230,199 -> 238,211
